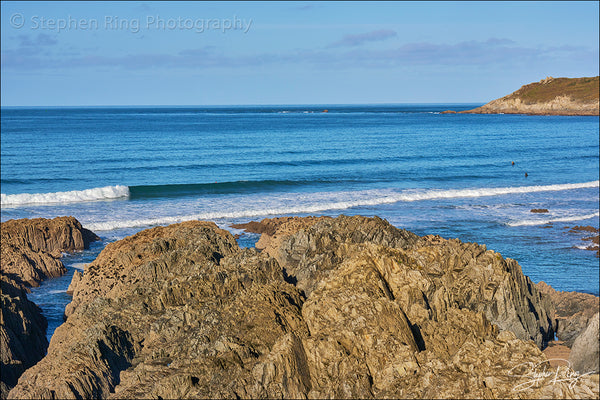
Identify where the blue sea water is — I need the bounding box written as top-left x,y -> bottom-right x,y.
1,104 -> 599,341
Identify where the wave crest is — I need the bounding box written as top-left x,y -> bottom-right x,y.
1,185 -> 130,206
507,212 -> 600,227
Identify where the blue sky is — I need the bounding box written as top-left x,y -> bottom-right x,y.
1,1 -> 598,106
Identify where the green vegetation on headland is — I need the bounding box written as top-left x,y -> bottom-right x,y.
512,76 -> 599,103
442,76 -> 599,116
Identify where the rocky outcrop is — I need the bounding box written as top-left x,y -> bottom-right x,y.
11,221 -> 303,399
9,217 -> 599,399
536,281 -> 599,347
569,313 -> 599,374
459,76 -> 599,116
245,215 -> 555,347
0,276 -> 48,400
1,217 -> 100,398
1,217 -> 100,288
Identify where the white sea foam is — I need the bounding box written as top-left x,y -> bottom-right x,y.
507,212 -> 600,227
86,181 -> 599,231
1,185 -> 130,206
393,180 -> 599,202
71,263 -> 87,270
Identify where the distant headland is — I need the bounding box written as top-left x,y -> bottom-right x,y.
442,76 -> 599,116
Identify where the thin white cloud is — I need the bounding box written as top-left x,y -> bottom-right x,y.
1,38 -> 597,72
327,29 -> 398,48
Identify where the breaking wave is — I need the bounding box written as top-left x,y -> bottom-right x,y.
507,212 -> 600,227
1,185 -> 130,206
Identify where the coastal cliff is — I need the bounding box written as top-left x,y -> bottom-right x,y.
0,217 -> 99,398
9,216 -> 599,399
454,76 -> 599,116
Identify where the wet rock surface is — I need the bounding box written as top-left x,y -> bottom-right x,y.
8,216 -> 599,399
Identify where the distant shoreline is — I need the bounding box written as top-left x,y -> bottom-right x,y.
443,76 -> 600,116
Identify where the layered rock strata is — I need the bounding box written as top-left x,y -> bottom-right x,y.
245,216 -> 556,347
1,217 -> 99,288
1,217 -> 100,398
9,216 -> 599,399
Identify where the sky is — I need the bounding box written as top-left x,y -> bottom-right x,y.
1,1 -> 598,106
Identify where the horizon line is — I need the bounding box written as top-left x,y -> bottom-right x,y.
0,102 -> 484,109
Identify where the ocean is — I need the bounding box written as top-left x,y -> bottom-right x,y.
1,104 -> 599,342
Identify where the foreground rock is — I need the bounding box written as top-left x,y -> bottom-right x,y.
0,276 -> 48,399
1,217 -> 100,399
244,216 -> 555,347
569,312 -> 599,374
536,282 -> 600,347
9,217 -> 599,399
458,76 -> 599,116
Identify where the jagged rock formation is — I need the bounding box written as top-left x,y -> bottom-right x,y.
247,216 -> 555,347
569,313 -> 599,374
0,217 -> 100,399
459,76 -> 600,116
8,217 -> 599,399
1,217 -> 99,288
536,281 -> 600,347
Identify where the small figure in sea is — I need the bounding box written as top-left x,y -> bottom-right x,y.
525,173 -> 528,177
511,161 -> 515,166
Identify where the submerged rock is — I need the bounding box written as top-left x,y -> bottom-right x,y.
0,217 -> 100,399
9,216 -> 599,399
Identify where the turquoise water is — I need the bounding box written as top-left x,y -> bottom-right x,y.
1,105 -> 598,340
